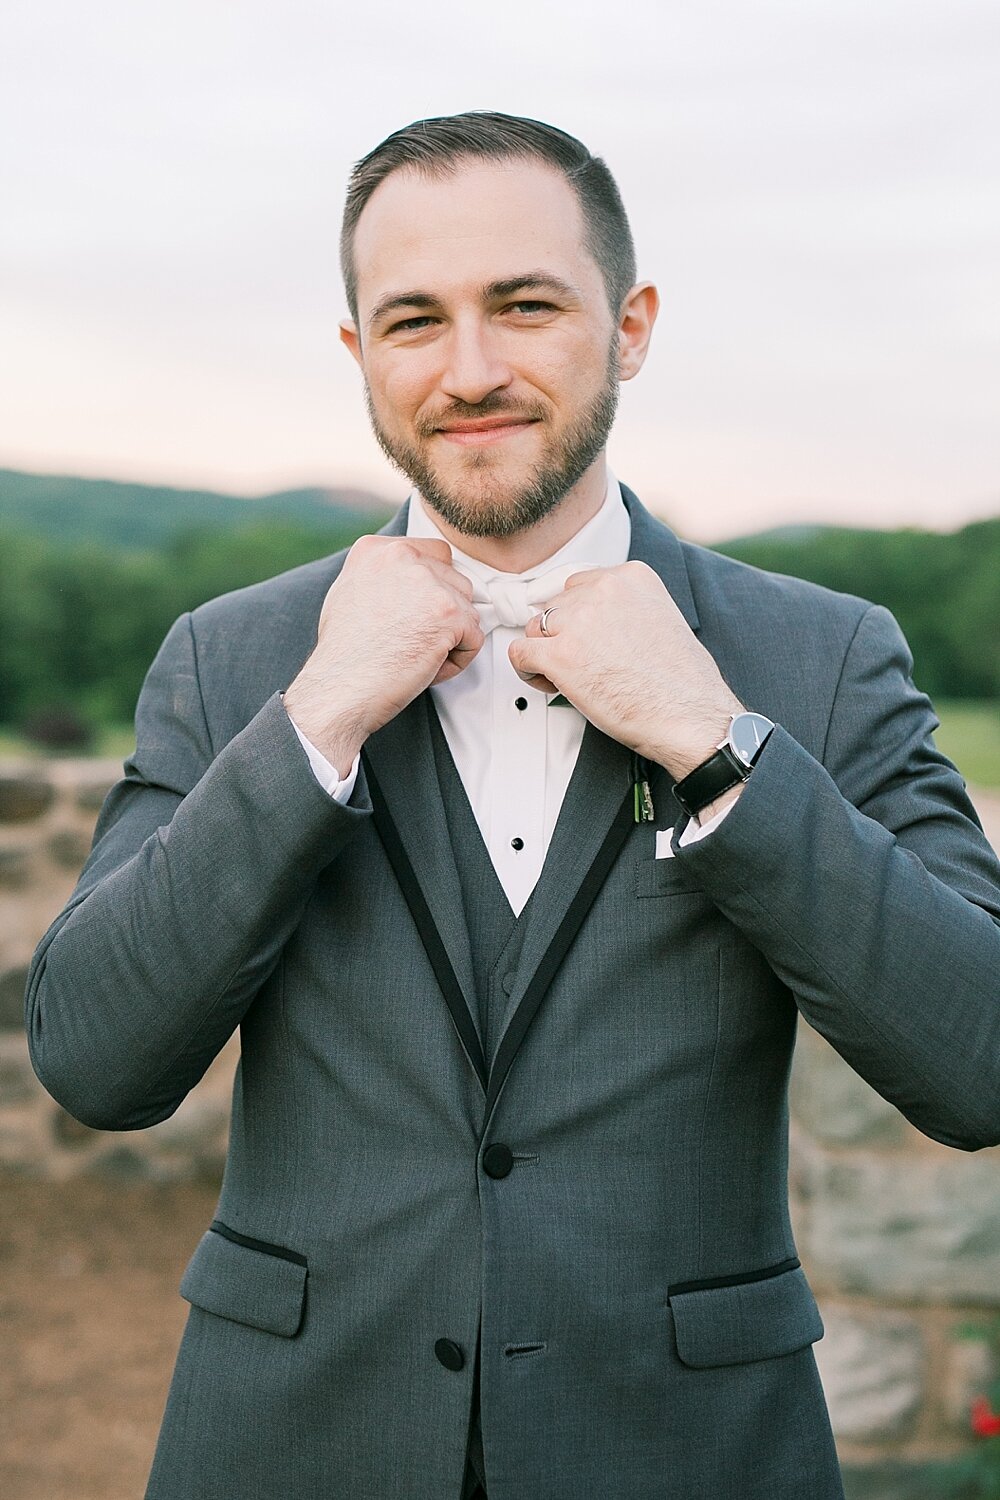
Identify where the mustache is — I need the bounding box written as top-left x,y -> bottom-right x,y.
415,394 -> 547,437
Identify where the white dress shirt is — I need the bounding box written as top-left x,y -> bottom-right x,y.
407,478 -> 630,914
289,474 -> 730,916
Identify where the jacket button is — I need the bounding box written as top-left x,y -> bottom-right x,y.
501,972 -> 515,995
434,1338 -> 465,1371
482,1143 -> 514,1179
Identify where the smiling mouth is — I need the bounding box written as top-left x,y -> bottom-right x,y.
436,418 -> 540,446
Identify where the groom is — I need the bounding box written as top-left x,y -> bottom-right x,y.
27,112 -> 1000,1500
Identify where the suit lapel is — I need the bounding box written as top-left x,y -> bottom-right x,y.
485,485 -> 701,1114
622,482 -> 700,632
360,498 -> 487,1090
363,486 -> 701,1113
483,723 -> 634,1113
362,698 -> 486,1091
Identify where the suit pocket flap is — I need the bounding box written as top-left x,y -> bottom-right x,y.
635,856 -> 706,898
180,1226 -> 307,1338
670,1265 -> 823,1369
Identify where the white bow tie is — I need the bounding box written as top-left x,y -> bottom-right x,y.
458,563 -> 587,635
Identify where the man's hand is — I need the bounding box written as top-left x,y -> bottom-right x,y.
283,535 -> 484,772
508,562 -> 744,781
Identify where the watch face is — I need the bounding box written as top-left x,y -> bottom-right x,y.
729,712 -> 774,768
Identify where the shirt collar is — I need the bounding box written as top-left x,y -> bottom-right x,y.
405,471 -> 631,583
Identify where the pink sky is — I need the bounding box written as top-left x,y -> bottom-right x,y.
2,0 -> 997,542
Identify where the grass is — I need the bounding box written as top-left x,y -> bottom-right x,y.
934,701 -> 1000,790
0,723 -> 135,761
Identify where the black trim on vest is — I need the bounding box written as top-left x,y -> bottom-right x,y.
667,1255 -> 800,1299
364,754 -> 489,1092
483,781 -> 636,1117
209,1219 -> 308,1268
365,751 -> 636,1114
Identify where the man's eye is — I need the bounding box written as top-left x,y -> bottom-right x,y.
389,316 -> 435,333
509,301 -> 554,315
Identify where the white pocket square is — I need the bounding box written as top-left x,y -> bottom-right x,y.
654,829 -> 676,860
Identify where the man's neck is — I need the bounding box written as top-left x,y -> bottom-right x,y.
419,456 -> 609,573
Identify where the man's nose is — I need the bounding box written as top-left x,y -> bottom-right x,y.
439,319 -> 512,405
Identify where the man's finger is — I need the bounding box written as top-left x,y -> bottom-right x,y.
434,648 -> 479,684
515,672 -> 559,693
512,630 -> 560,687
402,537 -> 455,563
433,630 -> 484,684
448,569 -> 475,602
562,566 -> 604,590
525,598 -> 573,638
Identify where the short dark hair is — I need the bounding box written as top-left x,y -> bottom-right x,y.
340,111 -> 637,326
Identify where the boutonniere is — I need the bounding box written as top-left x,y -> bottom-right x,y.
632,753 -> 655,823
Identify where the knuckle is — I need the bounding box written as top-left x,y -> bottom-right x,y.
433,593 -> 461,629
351,533 -> 380,558
627,560 -> 657,586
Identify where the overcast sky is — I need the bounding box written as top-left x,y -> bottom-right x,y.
2,0 -> 998,540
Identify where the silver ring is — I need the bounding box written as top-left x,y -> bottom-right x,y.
539,607 -> 556,637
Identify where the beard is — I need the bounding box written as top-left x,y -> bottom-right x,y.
363,337 -> 620,539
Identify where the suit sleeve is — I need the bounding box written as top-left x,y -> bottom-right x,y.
25,612 -> 371,1131
673,604 -> 1000,1150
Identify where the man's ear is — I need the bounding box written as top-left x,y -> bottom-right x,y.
617,282 -> 659,382
339,319 -> 363,368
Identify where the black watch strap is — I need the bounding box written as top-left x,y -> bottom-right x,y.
672,745 -> 748,819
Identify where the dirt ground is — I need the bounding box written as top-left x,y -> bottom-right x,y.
0,1173 -> 219,1500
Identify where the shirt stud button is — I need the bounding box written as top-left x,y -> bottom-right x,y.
511,837 -> 524,851
515,697 -> 528,711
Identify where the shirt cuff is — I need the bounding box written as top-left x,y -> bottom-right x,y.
677,797 -> 737,847
287,716 -> 361,805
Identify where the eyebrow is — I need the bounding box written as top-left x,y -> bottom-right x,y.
366,272 -> 582,331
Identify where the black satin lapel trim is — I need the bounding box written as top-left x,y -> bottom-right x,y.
359,485 -> 692,1111
365,758 -> 488,1092
486,722 -> 634,1100
621,485 -> 700,632
484,778 -> 635,1117
362,700 -> 486,1089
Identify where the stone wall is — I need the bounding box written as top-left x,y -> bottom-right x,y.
0,759 -> 234,1183
3,756 -> 999,1495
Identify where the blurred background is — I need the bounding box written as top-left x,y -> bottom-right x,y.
1,1 -> 998,1496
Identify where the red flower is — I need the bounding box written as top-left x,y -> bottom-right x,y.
971,1396 -> 1000,1437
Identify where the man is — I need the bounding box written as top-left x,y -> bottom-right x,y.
26,113 -> 1000,1500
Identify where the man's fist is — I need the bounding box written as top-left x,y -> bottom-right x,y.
508,561 -> 744,780
283,535 -> 484,771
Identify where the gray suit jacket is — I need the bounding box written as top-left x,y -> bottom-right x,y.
26,489 -> 1000,1499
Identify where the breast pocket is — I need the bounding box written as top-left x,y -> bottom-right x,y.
180,1221 -> 308,1338
635,856 -> 707,899
669,1263 -> 824,1368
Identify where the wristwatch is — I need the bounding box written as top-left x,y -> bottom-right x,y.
671,711 -> 776,818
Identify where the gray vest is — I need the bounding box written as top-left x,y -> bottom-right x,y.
427,699 -> 536,1071
428,699 -> 548,1493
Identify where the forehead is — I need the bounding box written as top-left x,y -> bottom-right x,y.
350,157 -> 600,315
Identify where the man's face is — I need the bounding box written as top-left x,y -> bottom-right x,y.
343,157 -> 622,538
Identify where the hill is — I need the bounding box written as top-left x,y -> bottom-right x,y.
0,469 -> 996,731
0,468 -> 393,549
716,517 -> 1000,700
